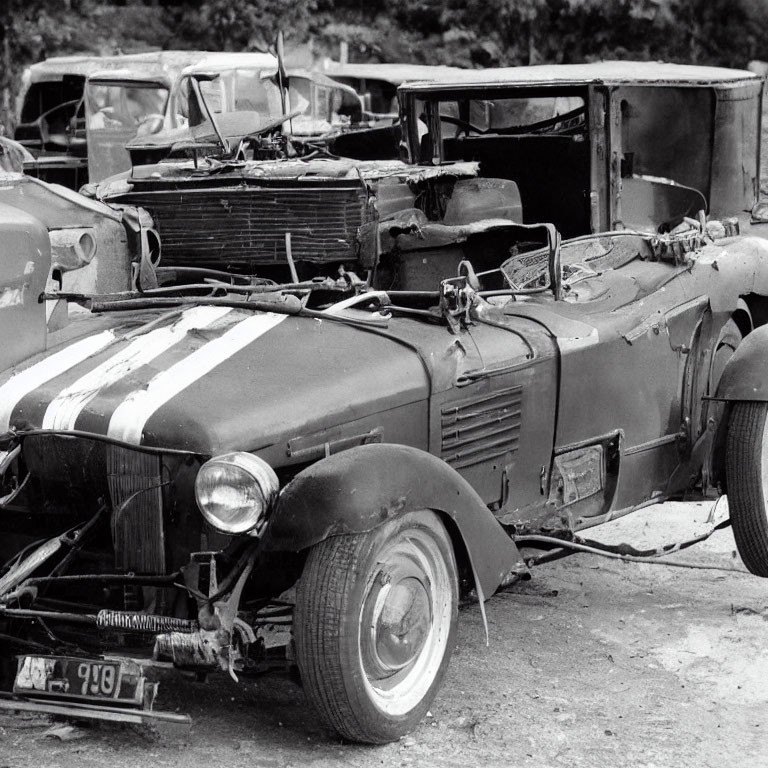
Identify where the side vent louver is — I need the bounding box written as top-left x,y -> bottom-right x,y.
441,385 -> 523,469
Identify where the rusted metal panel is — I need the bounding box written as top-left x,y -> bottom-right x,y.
615,85 -> 716,209
709,80 -> 763,218
608,86 -> 623,229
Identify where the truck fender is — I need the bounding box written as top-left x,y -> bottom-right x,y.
714,324 -> 768,402
262,443 -> 526,598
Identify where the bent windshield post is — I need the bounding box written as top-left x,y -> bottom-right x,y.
189,74 -> 230,154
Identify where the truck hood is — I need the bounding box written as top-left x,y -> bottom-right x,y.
0,305 -> 429,457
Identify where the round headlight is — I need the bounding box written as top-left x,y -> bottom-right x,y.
195,452 -> 279,535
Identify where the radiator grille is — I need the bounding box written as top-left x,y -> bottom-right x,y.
106,447 -> 165,574
117,182 -> 372,267
441,385 -> 523,470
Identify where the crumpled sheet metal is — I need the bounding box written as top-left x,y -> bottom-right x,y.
381,211 -> 525,253
93,158 -> 481,194
240,158 -> 480,182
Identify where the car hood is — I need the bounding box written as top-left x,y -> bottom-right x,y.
0,305 -> 430,457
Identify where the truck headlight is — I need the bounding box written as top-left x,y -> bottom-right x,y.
195,452 -> 279,535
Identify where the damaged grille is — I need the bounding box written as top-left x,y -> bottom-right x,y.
106,446 -> 165,574
117,180 -> 373,267
440,385 -> 523,469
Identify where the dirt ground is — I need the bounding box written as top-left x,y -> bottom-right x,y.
1,500 -> 767,768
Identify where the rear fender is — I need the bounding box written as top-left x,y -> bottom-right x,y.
709,323 -> 768,489
262,443 -> 526,598
714,324 -> 768,402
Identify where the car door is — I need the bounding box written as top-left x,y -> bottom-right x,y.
552,293 -> 709,516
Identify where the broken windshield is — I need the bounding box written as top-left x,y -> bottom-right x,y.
86,81 -> 169,132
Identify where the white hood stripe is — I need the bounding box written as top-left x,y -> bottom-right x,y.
0,330 -> 116,433
108,312 -> 287,445
42,306 -> 233,432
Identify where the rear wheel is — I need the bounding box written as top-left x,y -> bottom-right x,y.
294,509 -> 458,743
726,402 -> 768,576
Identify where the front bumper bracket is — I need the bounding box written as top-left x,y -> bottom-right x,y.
0,691 -> 191,725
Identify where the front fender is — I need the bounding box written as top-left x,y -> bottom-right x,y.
715,324 -> 768,401
261,443 -> 525,598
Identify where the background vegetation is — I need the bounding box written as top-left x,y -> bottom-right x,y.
2,0 -> 768,131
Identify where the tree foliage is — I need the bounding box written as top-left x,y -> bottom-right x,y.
166,0 -> 317,52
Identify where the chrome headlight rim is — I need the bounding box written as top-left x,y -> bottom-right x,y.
194,451 -> 279,536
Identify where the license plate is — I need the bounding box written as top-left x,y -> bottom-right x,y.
14,656 -> 150,707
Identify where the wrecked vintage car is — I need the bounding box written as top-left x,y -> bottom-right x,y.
14,53 -> 149,188
15,52 -> 212,189
119,58 -> 462,168
2,62 -> 768,743
0,168 -> 154,370
119,52 -> 288,169
80,65 -> 177,185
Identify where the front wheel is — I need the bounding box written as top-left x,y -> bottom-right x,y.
294,509 -> 458,743
726,401 -> 768,576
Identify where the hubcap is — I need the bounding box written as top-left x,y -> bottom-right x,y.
358,524 -> 454,717
374,576 -> 431,672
